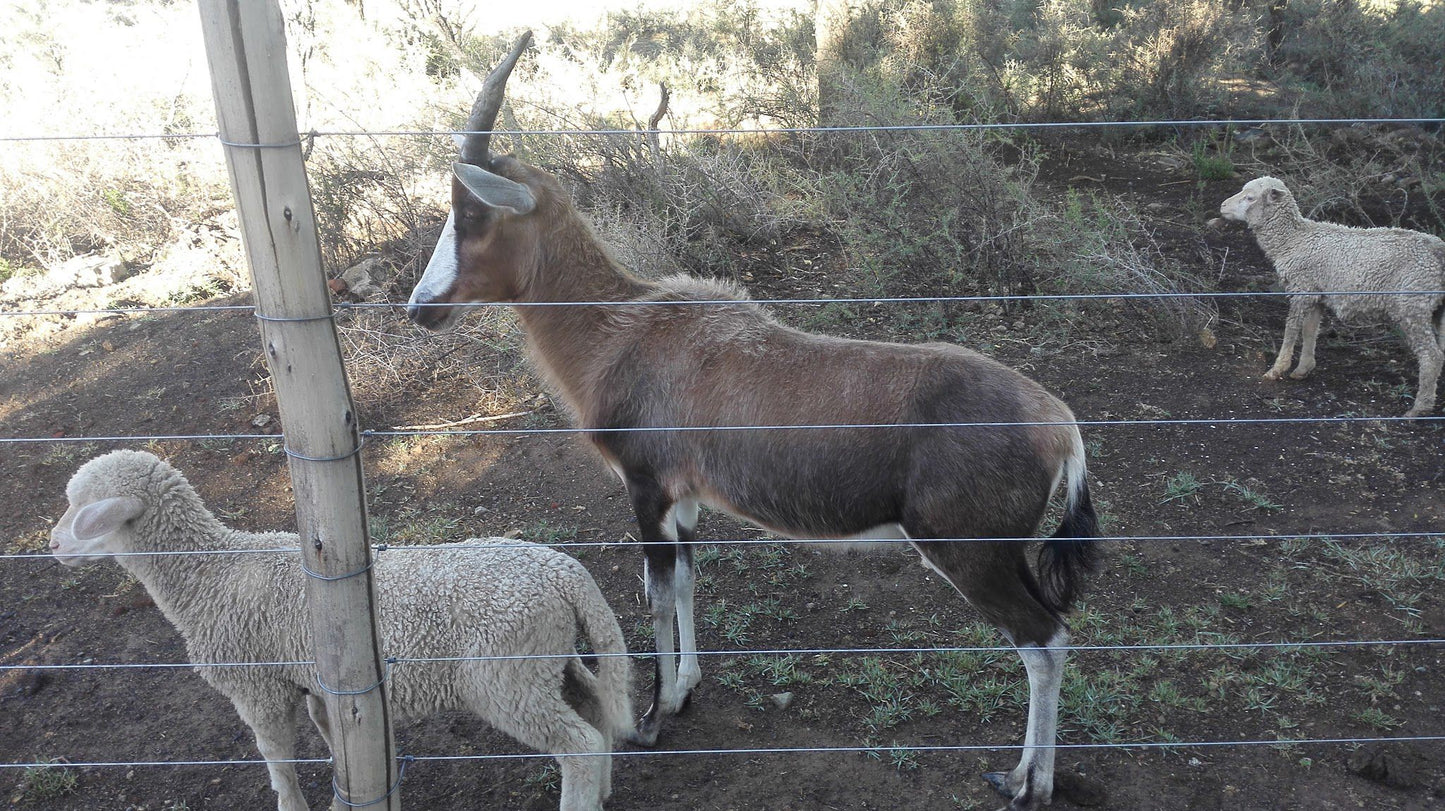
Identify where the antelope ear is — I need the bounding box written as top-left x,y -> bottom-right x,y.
71,496 -> 146,541
452,162 -> 536,215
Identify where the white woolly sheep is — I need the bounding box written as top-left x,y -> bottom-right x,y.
49,449 -> 633,811
1220,175 -> 1445,416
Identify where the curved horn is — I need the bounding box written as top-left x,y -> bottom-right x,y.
459,30 -> 534,166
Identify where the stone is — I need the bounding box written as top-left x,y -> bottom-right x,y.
50,252 -> 128,287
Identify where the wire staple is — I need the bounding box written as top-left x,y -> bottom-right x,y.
283,434 -> 367,463
332,755 -> 411,808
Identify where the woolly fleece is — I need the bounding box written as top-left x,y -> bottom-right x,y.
50,449 -> 632,811
1220,176 -> 1445,416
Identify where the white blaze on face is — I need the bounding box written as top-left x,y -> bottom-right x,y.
408,211 -> 460,312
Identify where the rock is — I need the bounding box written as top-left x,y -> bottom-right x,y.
769,692 -> 794,710
1347,745 -> 1423,789
1053,771 -> 1107,807
49,252 -> 128,287
339,257 -> 390,300
327,277 -> 348,294
251,413 -> 273,428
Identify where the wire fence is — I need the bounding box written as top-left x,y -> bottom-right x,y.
4,112 -> 1444,793
6,733 -> 1445,773
5,529 -> 1444,561
4,636 -> 1444,675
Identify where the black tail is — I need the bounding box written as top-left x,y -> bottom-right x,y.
1036,478 -> 1099,615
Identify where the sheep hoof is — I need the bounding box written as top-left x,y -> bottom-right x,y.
1263,370 -> 1285,381
1289,369 -> 1312,380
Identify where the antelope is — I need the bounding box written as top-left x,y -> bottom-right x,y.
407,32 -> 1101,811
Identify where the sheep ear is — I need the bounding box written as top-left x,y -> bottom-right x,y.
452,162 -> 536,215
1267,188 -> 1284,202
71,497 -> 145,541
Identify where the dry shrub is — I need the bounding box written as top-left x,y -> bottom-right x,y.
1274,0 -> 1445,119
1109,0 -> 1244,118
1258,124 -> 1445,234
815,67 -> 1214,337
309,133 -> 449,274
337,303 -> 539,418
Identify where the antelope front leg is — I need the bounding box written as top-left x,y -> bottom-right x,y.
672,501 -> 703,698
628,475 -> 684,746
1265,297 -> 1311,380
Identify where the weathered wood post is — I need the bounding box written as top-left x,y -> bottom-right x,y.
195,2 -> 400,809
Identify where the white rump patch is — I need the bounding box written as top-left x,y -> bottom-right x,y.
823,523 -> 909,554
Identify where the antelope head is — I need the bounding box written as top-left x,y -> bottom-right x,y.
407,31 -> 548,331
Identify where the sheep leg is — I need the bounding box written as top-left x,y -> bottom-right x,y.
305,691 -> 334,752
1265,297 -> 1311,380
233,696 -> 310,811
629,474 -> 683,746
1290,302 -> 1325,379
671,500 -> 703,698
481,666 -> 609,811
1401,315 -> 1443,417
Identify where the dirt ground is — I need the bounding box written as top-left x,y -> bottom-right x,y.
2,150 -> 1442,811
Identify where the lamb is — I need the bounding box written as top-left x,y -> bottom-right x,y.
49,449 -> 633,811
1220,175 -> 1445,417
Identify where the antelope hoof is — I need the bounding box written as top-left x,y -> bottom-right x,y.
629,718 -> 660,747
982,772 -> 1012,797
982,771 -> 1046,811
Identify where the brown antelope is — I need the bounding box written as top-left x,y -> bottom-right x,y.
407,32 -> 1100,811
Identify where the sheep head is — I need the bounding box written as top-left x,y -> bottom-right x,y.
49,450 -> 162,566
408,31 -> 552,332
1220,176 -> 1293,227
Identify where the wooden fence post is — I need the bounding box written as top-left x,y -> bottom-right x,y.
195,2 -> 400,809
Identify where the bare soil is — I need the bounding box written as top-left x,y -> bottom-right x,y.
2,149 -> 1442,811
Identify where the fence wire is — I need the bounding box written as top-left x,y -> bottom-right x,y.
5,529 -> 1442,562
4,733 -> 1444,773
4,636 -> 1443,675
2,115 -> 1444,143
6,288 -> 1445,320
2,411 -> 1441,450
5,112 -> 1444,792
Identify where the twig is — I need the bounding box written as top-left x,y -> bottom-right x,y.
387,409 -> 536,431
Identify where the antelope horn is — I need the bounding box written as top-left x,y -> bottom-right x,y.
459,30 -> 534,166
